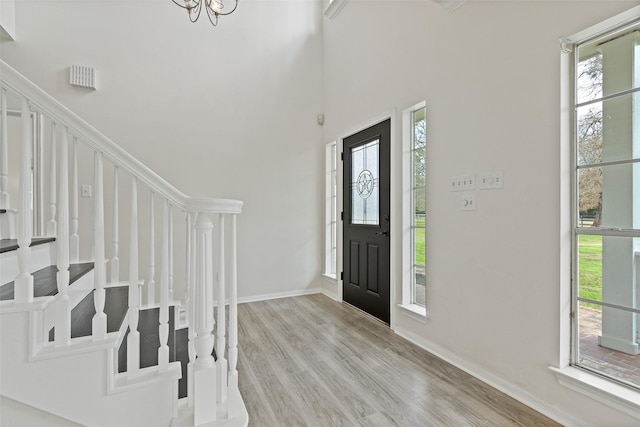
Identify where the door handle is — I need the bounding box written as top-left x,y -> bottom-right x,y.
375,230 -> 389,236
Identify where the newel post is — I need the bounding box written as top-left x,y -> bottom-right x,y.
193,212 -> 217,425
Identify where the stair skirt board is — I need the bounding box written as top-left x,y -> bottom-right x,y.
0,238 -> 57,286
0,309 -> 179,427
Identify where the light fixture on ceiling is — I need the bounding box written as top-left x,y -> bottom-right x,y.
172,0 -> 238,26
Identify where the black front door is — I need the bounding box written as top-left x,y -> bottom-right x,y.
342,119 -> 390,324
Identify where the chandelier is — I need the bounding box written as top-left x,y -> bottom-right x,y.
172,0 -> 238,26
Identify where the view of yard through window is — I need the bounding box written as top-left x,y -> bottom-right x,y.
412,107 -> 426,307
573,21 -> 640,389
578,234 -> 602,306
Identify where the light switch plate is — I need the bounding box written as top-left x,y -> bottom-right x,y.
478,170 -> 503,190
451,174 -> 476,191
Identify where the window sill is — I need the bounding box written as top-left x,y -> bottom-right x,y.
397,304 -> 429,324
549,366 -> 640,420
322,273 -> 336,281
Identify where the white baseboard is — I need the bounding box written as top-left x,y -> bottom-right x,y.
319,287 -> 340,302
237,288 -> 322,304
393,325 -> 581,427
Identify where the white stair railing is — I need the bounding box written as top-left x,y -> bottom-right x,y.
0,88 -> 9,210
92,150 -> 108,341
46,122 -> 56,237
55,125 -> 70,347
159,198 -> 170,372
148,192 -> 156,306
193,212 -> 217,425
127,176 -> 140,379
70,137 -> 79,263
14,96 -> 33,303
0,59 -> 245,426
111,166 -> 120,284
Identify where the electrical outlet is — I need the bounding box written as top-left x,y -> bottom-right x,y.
461,194 -> 476,211
81,185 -> 92,198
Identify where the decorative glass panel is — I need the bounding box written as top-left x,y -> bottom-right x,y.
351,140 -> 380,225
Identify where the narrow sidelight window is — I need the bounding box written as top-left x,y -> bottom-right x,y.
402,102 -> 427,313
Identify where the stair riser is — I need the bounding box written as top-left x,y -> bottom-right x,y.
1,241 -> 56,285
0,210 -> 16,240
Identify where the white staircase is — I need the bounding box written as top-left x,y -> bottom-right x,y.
0,60 -> 248,427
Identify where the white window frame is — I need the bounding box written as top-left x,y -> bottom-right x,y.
324,141 -> 338,279
552,6 -> 640,419
399,101 -> 427,320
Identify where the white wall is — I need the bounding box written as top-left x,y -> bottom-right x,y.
0,0 -> 15,40
0,0 -> 325,300
322,1 -> 639,426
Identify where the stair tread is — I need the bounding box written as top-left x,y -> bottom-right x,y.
0,262 -> 94,299
0,237 -> 56,254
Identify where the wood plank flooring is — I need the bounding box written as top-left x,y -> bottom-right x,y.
237,294 -> 560,427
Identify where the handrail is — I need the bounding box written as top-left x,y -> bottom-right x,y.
0,60 -> 243,213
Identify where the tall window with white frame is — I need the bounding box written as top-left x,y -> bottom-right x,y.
325,142 -> 338,277
402,102 -> 427,313
572,19 -> 640,390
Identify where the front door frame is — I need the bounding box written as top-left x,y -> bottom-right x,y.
335,111 -> 398,327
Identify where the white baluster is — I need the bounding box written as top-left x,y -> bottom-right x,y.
216,214 -> 227,403
55,127 -> 70,346
169,205 -> 174,303
193,212 -> 216,424
158,199 -> 170,371
127,176 -> 140,378
147,193 -> 156,306
92,151 -> 107,340
184,214 -> 192,317
185,212 -> 196,408
0,88 -> 9,209
46,123 -> 57,237
70,137 -> 79,263
15,96 -> 33,303
111,166 -> 119,284
228,214 -> 239,390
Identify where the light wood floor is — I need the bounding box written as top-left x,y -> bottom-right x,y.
237,294 -> 560,427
